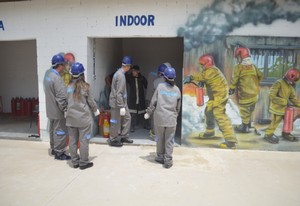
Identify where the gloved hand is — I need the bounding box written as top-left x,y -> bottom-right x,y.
183,75 -> 192,84
120,108 -> 126,116
229,88 -> 235,95
94,109 -> 100,116
144,113 -> 150,119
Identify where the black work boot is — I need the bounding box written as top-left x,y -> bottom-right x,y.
264,134 -> 279,144
121,137 -> 134,144
163,161 -> 173,169
108,139 -> 123,147
282,132 -> 298,142
155,157 -> 164,164
235,123 -> 250,133
54,153 -> 71,160
80,162 -> 94,170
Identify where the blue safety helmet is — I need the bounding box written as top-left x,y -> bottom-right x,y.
51,54 -> 65,66
157,63 -> 168,75
163,67 -> 176,81
122,56 -> 133,66
70,62 -> 85,77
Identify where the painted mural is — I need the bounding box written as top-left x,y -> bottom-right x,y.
179,0 -> 300,151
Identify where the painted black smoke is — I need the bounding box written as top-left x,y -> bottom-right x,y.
178,0 -> 300,51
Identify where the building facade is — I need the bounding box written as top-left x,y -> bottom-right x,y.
1,0 -> 300,151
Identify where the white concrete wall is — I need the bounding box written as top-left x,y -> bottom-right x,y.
90,38 -> 122,101
0,0 -> 300,140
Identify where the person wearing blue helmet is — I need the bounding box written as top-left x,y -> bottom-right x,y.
153,62 -> 171,91
43,54 -> 70,160
66,62 -> 99,170
147,62 -> 171,139
108,56 -> 134,147
144,67 -> 181,169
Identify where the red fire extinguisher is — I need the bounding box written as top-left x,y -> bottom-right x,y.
27,98 -> 32,116
21,98 -> 27,116
195,82 -> 204,106
16,97 -> 21,116
11,98 -> 16,115
98,108 -> 104,127
103,112 -> 110,138
283,106 -> 294,133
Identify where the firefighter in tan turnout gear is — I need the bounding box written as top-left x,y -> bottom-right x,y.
229,47 -> 264,133
264,68 -> 300,144
108,56 -> 134,147
184,54 -> 237,149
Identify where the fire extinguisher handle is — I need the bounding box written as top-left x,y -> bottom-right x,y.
183,75 -> 192,84
198,82 -> 204,88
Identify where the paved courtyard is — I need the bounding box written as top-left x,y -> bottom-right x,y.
0,139 -> 300,206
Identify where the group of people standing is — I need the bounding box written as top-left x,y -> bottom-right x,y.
44,54 -> 99,170
184,47 -> 300,149
107,56 -> 181,168
44,54 -> 181,169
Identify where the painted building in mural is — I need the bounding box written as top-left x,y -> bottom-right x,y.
0,0 -> 300,151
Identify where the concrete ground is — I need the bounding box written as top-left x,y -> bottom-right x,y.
0,139 -> 300,206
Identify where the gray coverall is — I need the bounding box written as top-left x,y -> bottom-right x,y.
150,75 -> 165,135
109,68 -> 131,142
146,82 -> 181,164
66,80 -> 98,167
43,68 -> 68,156
145,71 -> 157,130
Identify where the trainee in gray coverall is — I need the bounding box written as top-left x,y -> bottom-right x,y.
146,82 -> 181,164
109,68 -> 131,142
151,75 -> 166,135
43,68 -> 68,155
66,82 -> 98,167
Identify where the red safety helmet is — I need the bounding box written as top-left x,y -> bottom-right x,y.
235,47 -> 251,59
198,54 -> 215,69
284,68 -> 300,84
64,52 -> 75,63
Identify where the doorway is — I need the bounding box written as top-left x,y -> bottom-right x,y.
0,40 -> 39,138
89,37 -> 183,144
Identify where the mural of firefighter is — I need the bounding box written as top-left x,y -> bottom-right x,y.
184,54 -> 237,149
179,0 -> 300,151
264,68 -> 300,144
229,47 -> 264,133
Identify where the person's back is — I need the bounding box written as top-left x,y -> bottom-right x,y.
66,62 -> 99,170
44,68 -> 67,119
66,80 -> 97,128
153,82 -> 181,127
231,63 -> 263,103
145,67 -> 181,169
